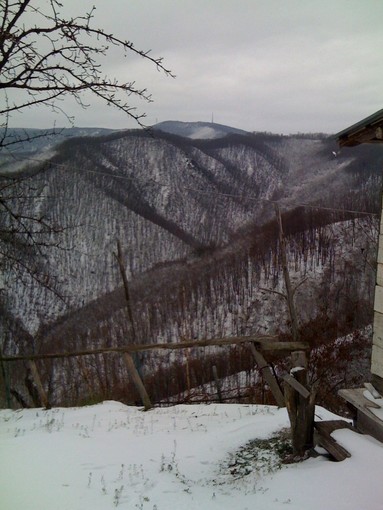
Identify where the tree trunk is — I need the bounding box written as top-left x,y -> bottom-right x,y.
115,240 -> 152,410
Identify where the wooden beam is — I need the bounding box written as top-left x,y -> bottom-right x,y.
371,374 -> 383,396
123,352 -> 152,410
0,338 -> 309,362
284,352 -> 315,456
314,420 -> 353,461
26,360 -> 50,409
338,387 -> 383,443
249,343 -> 285,407
283,373 -> 310,399
212,365 -> 223,403
338,388 -> 380,411
364,382 -> 381,399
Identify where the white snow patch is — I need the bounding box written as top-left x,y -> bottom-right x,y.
1,402 -> 383,510
189,127 -> 221,139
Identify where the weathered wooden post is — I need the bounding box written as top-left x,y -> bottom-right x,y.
123,352 -> 152,411
0,351 -> 11,408
212,365 -> 223,403
283,351 -> 315,457
274,206 -> 316,455
26,360 -> 50,409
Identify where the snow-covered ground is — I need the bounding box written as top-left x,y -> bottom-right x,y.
1,402 -> 383,510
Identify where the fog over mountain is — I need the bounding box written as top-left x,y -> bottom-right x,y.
1,122 -> 382,406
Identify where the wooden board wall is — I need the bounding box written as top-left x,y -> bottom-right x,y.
372,200 -> 383,393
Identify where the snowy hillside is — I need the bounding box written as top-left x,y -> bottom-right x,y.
2,129 -> 380,333
0,127 -> 119,174
1,401 -> 383,510
1,124 -> 382,407
153,120 -> 249,139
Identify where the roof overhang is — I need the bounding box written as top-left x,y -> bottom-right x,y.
336,108 -> 383,147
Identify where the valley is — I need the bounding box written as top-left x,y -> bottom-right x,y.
1,122 -> 382,408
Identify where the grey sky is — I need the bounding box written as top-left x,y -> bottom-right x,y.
7,0 -> 383,134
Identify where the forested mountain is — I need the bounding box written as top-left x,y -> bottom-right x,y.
154,120 -> 249,139
1,123 -> 382,406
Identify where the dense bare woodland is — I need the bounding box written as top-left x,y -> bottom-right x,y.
1,124 -> 382,408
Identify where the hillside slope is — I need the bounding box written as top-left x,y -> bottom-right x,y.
1,125 -> 382,406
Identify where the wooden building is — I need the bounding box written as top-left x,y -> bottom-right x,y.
336,109 -> 383,442
337,109 -> 383,394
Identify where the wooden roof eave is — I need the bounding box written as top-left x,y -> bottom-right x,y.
336,108 -> 383,147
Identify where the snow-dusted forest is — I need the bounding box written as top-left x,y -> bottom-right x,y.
1,123 -> 382,407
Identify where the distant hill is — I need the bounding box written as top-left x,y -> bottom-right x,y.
0,126 -> 120,174
2,122 -> 382,406
153,120 -> 249,139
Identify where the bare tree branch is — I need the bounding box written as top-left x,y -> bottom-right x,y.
0,0 -> 174,130
0,0 -> 173,297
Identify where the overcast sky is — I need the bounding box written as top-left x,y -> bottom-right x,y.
7,0 -> 383,134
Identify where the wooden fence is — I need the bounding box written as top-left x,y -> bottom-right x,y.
0,335 -> 309,410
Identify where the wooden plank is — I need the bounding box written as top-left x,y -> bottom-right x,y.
371,374 -> 383,397
315,432 -> 350,460
377,241 -> 383,265
371,344 -> 383,379
315,419 -> 354,435
314,420 -> 354,461
340,125 -> 383,147
283,374 -> 310,399
123,352 -> 152,410
26,360 -> 49,409
377,264 -> 383,287
284,357 -> 315,456
249,343 -> 285,407
372,311 -> 383,349
374,286 -> 383,315
212,365 -> 223,403
338,387 -> 383,444
357,409 -> 383,443
316,434 -> 350,461
364,382 -> 381,399
0,338 -> 309,362
259,341 -> 309,352
338,388 -> 381,411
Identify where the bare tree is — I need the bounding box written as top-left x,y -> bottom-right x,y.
0,0 -> 173,141
0,0 -> 173,287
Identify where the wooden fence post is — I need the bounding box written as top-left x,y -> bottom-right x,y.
274,207 -> 316,455
123,352 -> 152,411
26,360 -> 50,409
283,351 -> 315,457
0,352 -> 11,408
212,365 -> 223,403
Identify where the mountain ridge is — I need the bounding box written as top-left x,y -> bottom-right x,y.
1,121 -> 382,406
153,120 -> 250,139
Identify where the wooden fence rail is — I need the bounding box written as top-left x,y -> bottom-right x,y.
0,336 -> 308,362
1,335 -> 309,411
